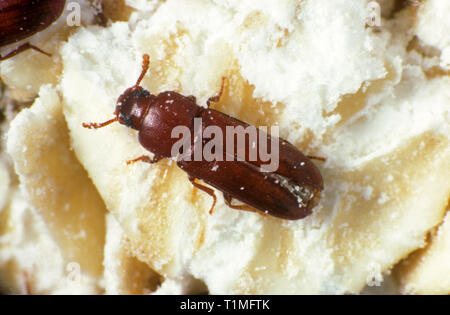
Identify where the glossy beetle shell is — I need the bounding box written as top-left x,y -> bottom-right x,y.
0,0 -> 66,46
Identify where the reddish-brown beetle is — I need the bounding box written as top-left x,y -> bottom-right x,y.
0,0 -> 66,61
83,54 -> 324,220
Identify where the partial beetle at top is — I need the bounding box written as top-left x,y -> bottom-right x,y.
0,0 -> 66,60
83,54 -> 325,220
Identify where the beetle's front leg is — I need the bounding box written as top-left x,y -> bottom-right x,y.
126,155 -> 162,165
188,176 -> 217,214
0,43 -> 51,61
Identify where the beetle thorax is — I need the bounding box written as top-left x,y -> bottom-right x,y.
137,91 -> 201,159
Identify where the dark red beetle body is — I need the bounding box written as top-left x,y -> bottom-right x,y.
84,55 -> 324,220
0,0 -> 66,60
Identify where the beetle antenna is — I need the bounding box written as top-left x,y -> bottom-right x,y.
82,117 -> 118,129
135,54 -> 150,87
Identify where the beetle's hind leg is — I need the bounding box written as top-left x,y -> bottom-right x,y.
206,77 -> 226,108
0,43 -> 51,61
126,155 -> 162,165
188,176 -> 217,215
223,193 -> 267,217
306,155 -> 326,162
223,193 -> 249,211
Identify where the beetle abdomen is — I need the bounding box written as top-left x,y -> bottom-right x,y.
175,108 -> 322,220
198,108 -> 323,190
177,158 -> 315,220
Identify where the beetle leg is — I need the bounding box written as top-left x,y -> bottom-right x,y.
306,155 -> 326,162
188,176 -> 217,215
223,193 -> 267,217
126,155 -> 162,165
223,193 -> 249,211
22,271 -> 31,295
206,77 -> 226,108
0,43 -> 51,61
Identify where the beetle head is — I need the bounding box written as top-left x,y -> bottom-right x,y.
115,86 -> 155,130
82,54 -> 156,131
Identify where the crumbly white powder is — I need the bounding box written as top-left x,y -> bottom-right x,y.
0,189 -> 99,294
